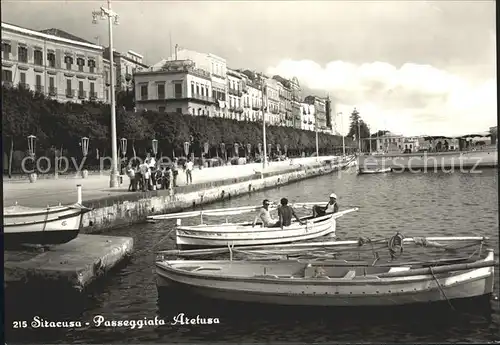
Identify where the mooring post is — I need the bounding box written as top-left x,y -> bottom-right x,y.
77,184 -> 82,204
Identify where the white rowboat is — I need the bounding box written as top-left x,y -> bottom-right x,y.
358,167 -> 392,174
3,185 -> 92,246
155,249 -> 495,307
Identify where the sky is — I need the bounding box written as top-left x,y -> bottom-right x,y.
1,0 -> 497,136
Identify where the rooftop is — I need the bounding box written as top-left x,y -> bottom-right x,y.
39,28 -> 93,45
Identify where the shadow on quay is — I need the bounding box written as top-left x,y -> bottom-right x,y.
4,257 -> 132,344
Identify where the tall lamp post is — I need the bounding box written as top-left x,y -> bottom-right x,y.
260,75 -> 267,169
315,117 -> 319,160
93,0 -> 120,188
338,112 -> 345,156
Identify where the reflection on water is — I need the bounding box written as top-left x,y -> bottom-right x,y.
5,170 -> 499,344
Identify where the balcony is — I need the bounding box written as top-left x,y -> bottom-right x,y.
2,81 -> 13,88
252,105 -> 260,111
191,94 -> 215,103
35,84 -> 43,93
49,87 -> 57,96
66,89 -> 75,98
78,90 -> 87,99
244,103 -> 251,108
140,94 -> 148,101
90,92 -> 98,100
236,107 -> 244,113
18,83 -> 30,90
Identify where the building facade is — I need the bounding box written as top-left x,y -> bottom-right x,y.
1,22 -> 107,103
300,103 -> 315,131
375,133 -> 421,153
290,77 -> 302,129
103,48 -> 148,92
134,59 -> 215,115
265,77 -> 280,126
102,58 -> 117,103
227,68 -> 244,120
167,48 -> 228,118
304,95 -> 327,130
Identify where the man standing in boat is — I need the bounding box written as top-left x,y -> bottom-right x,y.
252,199 -> 277,227
277,198 -> 305,229
312,193 -> 339,217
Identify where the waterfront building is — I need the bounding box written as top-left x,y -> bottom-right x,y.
165,47 -> 228,118
1,21 -> 107,103
304,95 -> 327,131
102,58 -> 117,103
300,103 -> 315,131
265,77 -> 280,126
242,72 -> 263,122
375,132 -> 421,152
290,77 -> 302,129
103,48 -> 148,92
134,59 -> 215,115
325,95 -> 333,131
227,68 -> 244,120
273,75 -> 293,127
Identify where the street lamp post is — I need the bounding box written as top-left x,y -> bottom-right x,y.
260,76 -> 267,170
338,112 -> 345,156
93,0 -> 120,188
315,120 -> 319,161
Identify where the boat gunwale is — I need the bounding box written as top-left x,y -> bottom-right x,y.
3,203 -> 91,218
176,213 -> 334,233
156,270 -> 493,299
155,262 -> 493,287
3,208 -> 90,227
155,255 -> 494,286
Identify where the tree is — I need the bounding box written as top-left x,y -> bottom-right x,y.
347,108 -> 370,149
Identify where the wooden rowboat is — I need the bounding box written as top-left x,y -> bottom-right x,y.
155,249 -> 496,307
3,185 -> 92,246
148,205 -> 358,249
358,167 -> 392,174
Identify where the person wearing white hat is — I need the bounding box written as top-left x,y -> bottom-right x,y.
312,193 -> 339,218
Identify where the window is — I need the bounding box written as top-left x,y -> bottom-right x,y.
66,79 -> 72,97
34,50 -> 43,66
35,75 -> 42,92
106,90 -> 109,102
174,83 -> 182,98
64,56 -> 73,70
49,77 -> 55,94
201,85 -> 204,97
212,89 -> 216,100
1,42 -> 11,59
78,81 -> 84,98
47,52 -> 55,68
90,82 -> 95,98
159,106 -> 166,112
18,46 -> 28,63
176,108 -> 182,114
191,82 -> 195,97
140,85 -> 148,100
88,59 -> 96,73
20,72 -> 26,84
157,84 -> 165,99
196,83 -> 200,96
77,58 -> 85,72
2,69 -> 12,82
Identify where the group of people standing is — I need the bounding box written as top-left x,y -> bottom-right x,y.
125,155 -> 195,192
252,193 -> 338,229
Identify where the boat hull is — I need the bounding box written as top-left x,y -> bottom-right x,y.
358,167 -> 392,174
176,216 -> 336,248
155,255 -> 495,307
3,204 -> 89,246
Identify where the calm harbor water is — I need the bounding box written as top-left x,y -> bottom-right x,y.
5,168 -> 500,344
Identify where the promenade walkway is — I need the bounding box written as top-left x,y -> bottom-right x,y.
4,156 -> 336,207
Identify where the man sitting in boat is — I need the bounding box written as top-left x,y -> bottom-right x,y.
312,193 -> 339,217
252,199 -> 277,228
277,198 -> 305,229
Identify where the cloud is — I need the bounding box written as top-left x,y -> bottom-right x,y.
266,60 -> 496,136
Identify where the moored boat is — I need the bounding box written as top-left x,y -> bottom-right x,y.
155,248 -> 496,307
358,167 -> 392,174
148,205 -> 358,249
3,185 -> 92,246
